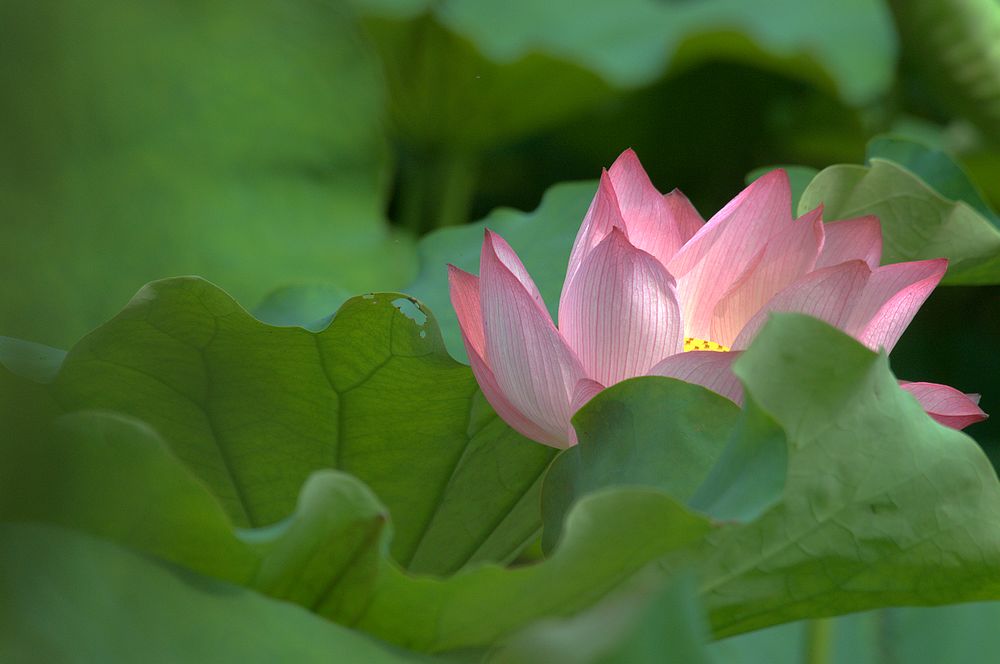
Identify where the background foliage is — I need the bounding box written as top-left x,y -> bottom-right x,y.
3,0 -> 1000,661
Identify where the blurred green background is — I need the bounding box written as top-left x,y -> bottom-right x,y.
3,0 -> 1000,660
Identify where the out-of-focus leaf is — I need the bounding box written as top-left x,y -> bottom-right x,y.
490,573 -> 714,664
866,135 -> 1000,224
700,314 -> 1000,636
888,0 -> 1000,143
18,277 -> 555,575
852,603 -> 1000,664
0,410 -> 260,584
709,621 -> 806,664
0,408 -> 394,619
799,159 -> 1000,284
253,283 -> 358,331
407,182 -> 594,361
711,603 -> 1000,664
0,336 -> 65,383
0,523 -> 425,664
539,378 -> 742,551
360,0 -> 894,151
0,0 -> 415,348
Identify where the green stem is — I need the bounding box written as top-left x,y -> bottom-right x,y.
434,150 -> 477,230
397,152 -> 428,236
803,618 -> 834,664
395,148 -> 477,235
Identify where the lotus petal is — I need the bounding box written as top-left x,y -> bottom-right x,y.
649,350 -> 744,404
480,231 -> 586,443
668,170 -> 794,339
559,227 -> 684,386
899,381 -> 988,430
449,265 -> 562,445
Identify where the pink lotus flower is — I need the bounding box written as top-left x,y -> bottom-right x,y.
449,150 -> 988,447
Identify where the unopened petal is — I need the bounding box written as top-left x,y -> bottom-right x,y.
649,350 -> 744,404
710,207 -> 824,347
731,260 -> 870,350
449,265 -> 563,446
559,227 -> 684,386
668,169 -> 794,339
899,381 -> 988,430
466,341 -> 569,447
663,189 -> 705,248
815,215 -> 882,270
845,258 -> 948,352
448,265 -> 486,356
562,170 -> 626,297
607,149 -> 700,267
483,229 -> 546,312
481,231 -> 586,445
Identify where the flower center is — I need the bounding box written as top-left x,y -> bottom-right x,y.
683,337 -> 730,352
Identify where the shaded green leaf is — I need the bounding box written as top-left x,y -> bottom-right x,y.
539,377 -> 742,552
687,394 -> 787,524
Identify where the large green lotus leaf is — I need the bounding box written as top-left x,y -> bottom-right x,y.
407,182 -> 594,361
0,386 -> 715,653
490,573 -> 714,664
358,0 -> 893,151
355,488 -> 712,652
798,159 -> 1000,284
0,410 -> 259,584
0,0 -> 415,348
540,377 -> 763,551
0,523 -> 425,664
698,314 -> 1000,637
21,277 -> 554,575
0,408 -> 394,618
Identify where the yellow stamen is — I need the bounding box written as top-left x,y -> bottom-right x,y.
683,337 -> 730,352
